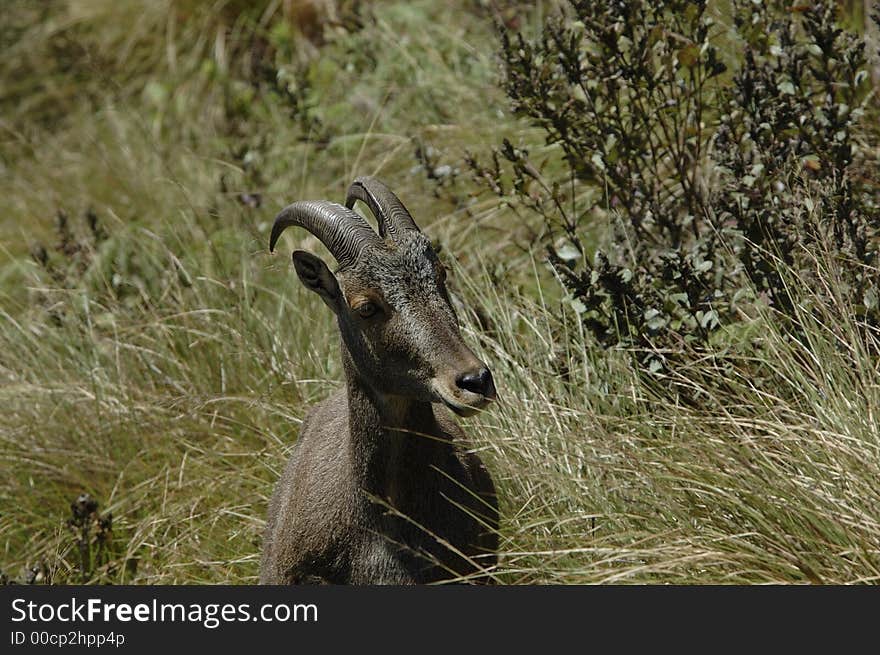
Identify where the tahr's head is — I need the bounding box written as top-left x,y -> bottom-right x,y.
270,177 -> 495,416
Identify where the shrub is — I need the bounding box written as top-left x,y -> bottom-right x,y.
472,0 -> 878,374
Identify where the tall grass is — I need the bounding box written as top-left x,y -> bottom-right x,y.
1,1 -> 878,584
446,224 -> 879,584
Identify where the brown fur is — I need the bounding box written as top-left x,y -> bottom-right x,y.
260,227 -> 498,584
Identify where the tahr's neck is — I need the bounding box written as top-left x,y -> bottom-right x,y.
340,348 -> 445,500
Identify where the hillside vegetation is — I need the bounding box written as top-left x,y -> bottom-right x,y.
1,0 -> 878,584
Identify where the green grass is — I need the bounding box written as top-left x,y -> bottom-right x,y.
1,0 -> 879,584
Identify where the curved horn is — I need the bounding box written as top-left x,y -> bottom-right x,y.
269,200 -> 380,267
345,176 -> 420,239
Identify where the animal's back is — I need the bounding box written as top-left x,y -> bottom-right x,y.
260,390 -> 353,584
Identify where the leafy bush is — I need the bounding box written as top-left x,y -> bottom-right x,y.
473,0 -> 878,373
713,1 -> 877,322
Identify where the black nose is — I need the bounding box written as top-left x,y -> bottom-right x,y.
456,367 -> 496,399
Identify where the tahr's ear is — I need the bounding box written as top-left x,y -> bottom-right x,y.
292,250 -> 340,309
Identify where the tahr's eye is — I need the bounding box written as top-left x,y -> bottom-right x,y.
355,301 -> 378,318
438,264 -> 448,282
